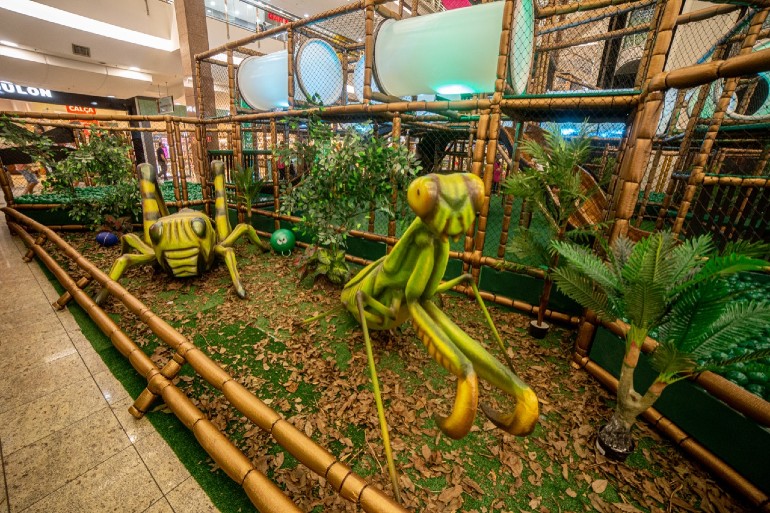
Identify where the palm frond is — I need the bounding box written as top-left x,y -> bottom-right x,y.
650,341 -> 696,381
609,236 -> 634,279
721,240 -> 770,259
669,254 -> 769,298
696,347 -> 770,373
551,266 -> 614,320
667,235 -> 714,286
506,228 -> 551,269
689,302 -> 770,359
551,239 -> 617,291
624,280 -> 667,329
657,282 -> 729,352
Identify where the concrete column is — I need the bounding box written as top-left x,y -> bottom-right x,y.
174,0 -> 214,117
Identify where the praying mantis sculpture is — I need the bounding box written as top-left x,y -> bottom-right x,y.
95,161 -> 267,304
339,172 -> 539,500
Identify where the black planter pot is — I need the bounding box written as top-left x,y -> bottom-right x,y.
596,426 -> 635,462
528,320 -> 550,339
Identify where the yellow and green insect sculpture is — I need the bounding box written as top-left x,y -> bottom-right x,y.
95,160 -> 267,304
341,172 -> 539,499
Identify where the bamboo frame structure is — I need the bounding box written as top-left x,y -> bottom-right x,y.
671,9 -> 770,236
608,0 -> 684,241
4,0 -> 770,507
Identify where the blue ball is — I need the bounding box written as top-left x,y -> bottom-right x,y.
96,231 -> 119,247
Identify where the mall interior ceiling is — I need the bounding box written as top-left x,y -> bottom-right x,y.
0,0 -> 437,111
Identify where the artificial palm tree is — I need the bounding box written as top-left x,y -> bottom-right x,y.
502,125 -> 597,337
552,232 -> 770,459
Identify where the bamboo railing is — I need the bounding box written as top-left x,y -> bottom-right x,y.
4,207 -> 405,513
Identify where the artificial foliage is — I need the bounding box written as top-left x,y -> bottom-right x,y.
552,231 -> 770,456
45,126 -> 140,228
502,125 -> 600,331
232,164 -> 264,224
277,118 -> 420,283
0,115 -> 56,166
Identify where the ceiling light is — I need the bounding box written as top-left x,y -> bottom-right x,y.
209,1 -> 215,5
0,0 -> 177,52
107,95 -> 115,98
304,13 -> 309,17
90,101 -> 98,105
234,10 -> 240,15
0,40 -> 19,47
128,66 -> 140,71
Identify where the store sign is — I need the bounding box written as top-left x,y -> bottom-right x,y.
0,80 -> 53,98
267,12 -> 291,24
66,105 -> 96,115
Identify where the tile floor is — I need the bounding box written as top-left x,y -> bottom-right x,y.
0,207 -> 220,513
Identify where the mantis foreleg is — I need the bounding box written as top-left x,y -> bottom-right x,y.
435,273 -> 515,373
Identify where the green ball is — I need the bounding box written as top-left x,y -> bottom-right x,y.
270,229 -> 296,253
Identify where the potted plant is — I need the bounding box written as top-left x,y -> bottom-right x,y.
277,119 -> 420,285
502,124 -> 599,338
551,232 -> 770,460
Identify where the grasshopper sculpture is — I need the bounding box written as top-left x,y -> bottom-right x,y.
340,173 -> 539,500
95,161 -> 267,304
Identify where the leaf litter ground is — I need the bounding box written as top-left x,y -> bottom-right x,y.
49,233 -> 751,513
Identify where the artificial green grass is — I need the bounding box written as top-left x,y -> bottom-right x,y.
33,234 -> 750,512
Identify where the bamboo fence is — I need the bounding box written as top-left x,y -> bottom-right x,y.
4,207 -> 406,513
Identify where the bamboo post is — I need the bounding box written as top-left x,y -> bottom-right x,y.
498,124 -> 523,258
287,29 -> 296,108
470,0 -> 516,281
166,118 -> 182,203
634,146 -> 664,226
410,0 -> 418,16
633,0 -> 665,89
22,234 -> 46,262
228,50 -> 243,173
387,115 -> 401,254
363,0 -> 375,104
270,119 -> 280,231
175,122 -> 189,205
672,9 -> 769,236
466,111 -> 490,273
608,0 -> 683,242
54,276 -> 91,310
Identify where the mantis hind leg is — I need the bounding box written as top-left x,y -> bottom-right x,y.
409,302 -> 479,440
422,301 -> 539,436
356,292 -> 402,503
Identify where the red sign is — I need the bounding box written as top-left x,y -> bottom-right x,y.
66,105 -> 96,115
267,12 -> 290,24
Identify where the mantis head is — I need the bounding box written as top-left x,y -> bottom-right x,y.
407,173 -> 485,241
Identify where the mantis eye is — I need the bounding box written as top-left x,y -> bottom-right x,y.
149,223 -> 163,244
407,176 -> 438,218
191,219 -> 207,238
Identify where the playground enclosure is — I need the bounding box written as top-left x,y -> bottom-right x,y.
3,0 -> 770,510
